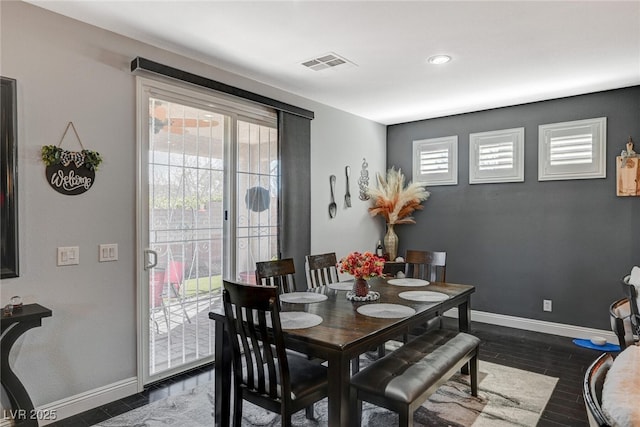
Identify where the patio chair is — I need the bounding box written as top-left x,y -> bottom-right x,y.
164,260 -> 191,324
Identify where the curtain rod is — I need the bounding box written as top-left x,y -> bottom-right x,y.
130,57 -> 314,120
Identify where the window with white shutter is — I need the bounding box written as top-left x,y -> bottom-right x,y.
538,117 -> 606,181
469,127 -> 524,184
413,136 -> 458,186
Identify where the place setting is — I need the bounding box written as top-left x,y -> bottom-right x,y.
277,311 -> 324,330
398,290 -> 449,302
328,281 -> 354,291
278,292 -> 328,304
357,303 -> 416,318
387,278 -> 430,287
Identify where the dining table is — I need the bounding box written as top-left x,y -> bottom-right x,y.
208,277 -> 475,426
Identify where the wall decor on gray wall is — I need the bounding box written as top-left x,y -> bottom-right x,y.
387,85 -> 640,331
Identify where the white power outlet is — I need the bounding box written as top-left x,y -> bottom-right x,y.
57,246 -> 79,266
99,244 -> 118,262
543,299 -> 552,312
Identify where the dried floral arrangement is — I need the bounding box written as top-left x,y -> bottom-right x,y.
337,251 -> 385,279
367,167 -> 430,224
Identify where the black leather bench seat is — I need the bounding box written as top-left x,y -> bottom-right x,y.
350,329 -> 480,427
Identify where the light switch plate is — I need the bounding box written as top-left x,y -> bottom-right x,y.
99,244 -> 118,262
57,246 -> 79,266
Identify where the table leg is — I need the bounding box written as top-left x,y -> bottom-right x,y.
327,352 -> 352,426
1,322 -> 40,427
458,298 -> 471,332
458,297 -> 471,375
214,319 -> 231,426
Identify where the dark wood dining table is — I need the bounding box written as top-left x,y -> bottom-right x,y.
208,277 -> 475,426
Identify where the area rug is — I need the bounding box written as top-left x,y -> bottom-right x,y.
93,361 -> 557,427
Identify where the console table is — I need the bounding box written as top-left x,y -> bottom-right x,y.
1,304 -> 52,427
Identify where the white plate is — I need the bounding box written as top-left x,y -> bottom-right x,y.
357,303 -> 416,318
279,292 -> 328,304
398,290 -> 449,302
387,278 -> 430,287
279,312 -> 323,329
328,281 -> 353,291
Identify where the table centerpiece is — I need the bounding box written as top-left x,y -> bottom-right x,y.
338,251 -> 385,300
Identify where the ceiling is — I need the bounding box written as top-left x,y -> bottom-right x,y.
26,1 -> 640,125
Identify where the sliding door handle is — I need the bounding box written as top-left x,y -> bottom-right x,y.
144,249 -> 158,270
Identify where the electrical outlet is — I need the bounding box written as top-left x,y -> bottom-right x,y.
57,246 -> 79,266
99,244 -> 118,262
543,299 -> 552,312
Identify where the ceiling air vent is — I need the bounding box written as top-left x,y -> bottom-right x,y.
301,52 -> 354,71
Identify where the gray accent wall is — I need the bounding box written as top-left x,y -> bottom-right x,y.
387,86 -> 640,330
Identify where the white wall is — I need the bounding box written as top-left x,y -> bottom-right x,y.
310,107 -> 386,262
0,0 -> 385,417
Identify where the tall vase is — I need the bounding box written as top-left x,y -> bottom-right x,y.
384,223 -> 398,261
352,277 -> 370,297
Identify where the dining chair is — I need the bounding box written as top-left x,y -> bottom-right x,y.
583,353 -> 614,427
609,298 -> 636,350
405,250 -> 447,282
621,273 -> 640,338
222,280 -> 328,427
403,250 -> 447,340
306,252 -> 339,288
255,258 -> 297,293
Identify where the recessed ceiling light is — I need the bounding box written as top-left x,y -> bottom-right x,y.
427,55 -> 452,65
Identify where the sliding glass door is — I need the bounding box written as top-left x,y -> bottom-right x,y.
137,78 -> 278,384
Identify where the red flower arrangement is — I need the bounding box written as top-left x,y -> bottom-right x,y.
337,251 -> 385,279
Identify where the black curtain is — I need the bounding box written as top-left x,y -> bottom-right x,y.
278,111 -> 311,289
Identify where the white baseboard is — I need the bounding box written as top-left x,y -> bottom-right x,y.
0,377 -> 138,427
444,308 -> 619,343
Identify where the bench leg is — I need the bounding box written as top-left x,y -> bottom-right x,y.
399,406 -> 413,427
470,354 -> 478,397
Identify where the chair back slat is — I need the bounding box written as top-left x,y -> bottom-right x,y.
622,275 -> 640,337
255,259 -> 297,293
223,281 -> 289,400
405,250 -> 447,282
306,252 -> 339,288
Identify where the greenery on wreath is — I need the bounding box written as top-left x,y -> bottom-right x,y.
41,145 -> 103,171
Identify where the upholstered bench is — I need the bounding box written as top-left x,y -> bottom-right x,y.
350,329 -> 480,427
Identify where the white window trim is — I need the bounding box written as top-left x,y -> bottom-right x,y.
413,135 -> 458,186
538,117 -> 607,181
469,127 -> 524,184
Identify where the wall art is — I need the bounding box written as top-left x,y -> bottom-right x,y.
1,77 -> 19,279
41,122 -> 102,195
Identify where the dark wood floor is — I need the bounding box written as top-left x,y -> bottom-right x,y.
48,320 -> 599,426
